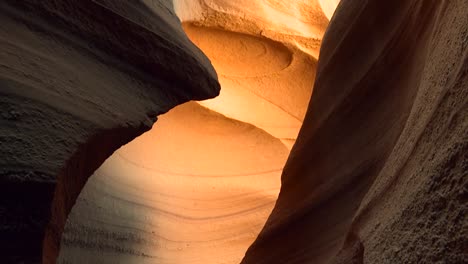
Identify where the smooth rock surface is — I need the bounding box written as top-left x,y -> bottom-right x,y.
2,0 -> 467,263
58,1 -> 336,263
242,0 -> 467,263
58,102 -> 288,264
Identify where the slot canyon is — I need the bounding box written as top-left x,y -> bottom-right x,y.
0,1 -> 467,264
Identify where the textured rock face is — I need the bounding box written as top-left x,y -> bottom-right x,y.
242,0 -> 468,263
0,1 -> 219,263
57,1 -> 336,263
2,0 -> 467,264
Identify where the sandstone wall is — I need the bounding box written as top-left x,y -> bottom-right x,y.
1,0 -> 466,263
0,1 -> 219,263
242,0 -> 467,263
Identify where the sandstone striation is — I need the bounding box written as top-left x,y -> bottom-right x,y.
175,0 -> 337,146
58,0 -> 336,263
1,0 -> 466,264
58,102 -> 289,264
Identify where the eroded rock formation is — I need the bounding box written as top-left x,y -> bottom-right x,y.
0,1 -> 219,263
243,1 -> 468,263
58,0 -> 334,263
177,0 -> 336,146
1,0 -> 466,264
58,102 -> 289,263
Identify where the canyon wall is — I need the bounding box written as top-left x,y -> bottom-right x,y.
57,1 -> 335,263
57,102 -> 290,264
173,0 -> 336,146
1,0 -> 466,263
242,0 -> 467,263
0,1 -> 219,263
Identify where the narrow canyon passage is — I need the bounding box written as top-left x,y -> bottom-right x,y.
57,1 -> 337,263
58,17 -> 324,264
2,0 -> 465,263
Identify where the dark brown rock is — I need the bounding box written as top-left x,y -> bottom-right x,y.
0,1 -> 219,263
242,0 -> 467,263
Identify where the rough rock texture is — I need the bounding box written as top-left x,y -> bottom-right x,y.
0,1 -> 219,263
174,0 -> 330,57
2,0 -> 467,263
242,0 -> 467,263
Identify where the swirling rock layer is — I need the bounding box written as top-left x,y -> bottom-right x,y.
1,0 -> 466,263
58,102 -> 288,264
58,0 -> 330,262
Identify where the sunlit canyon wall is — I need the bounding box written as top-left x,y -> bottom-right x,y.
57,0 -> 338,263
1,0 -> 466,264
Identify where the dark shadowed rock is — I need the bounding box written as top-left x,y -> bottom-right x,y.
242,0 -> 467,263
0,1 -> 219,263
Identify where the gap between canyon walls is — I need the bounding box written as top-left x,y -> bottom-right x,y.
56,0 -> 340,264
6,0 -> 464,264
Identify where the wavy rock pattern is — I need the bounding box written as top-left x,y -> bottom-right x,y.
58,1 -> 336,263
184,24 -> 315,145
2,0 -> 466,264
58,102 -> 288,264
